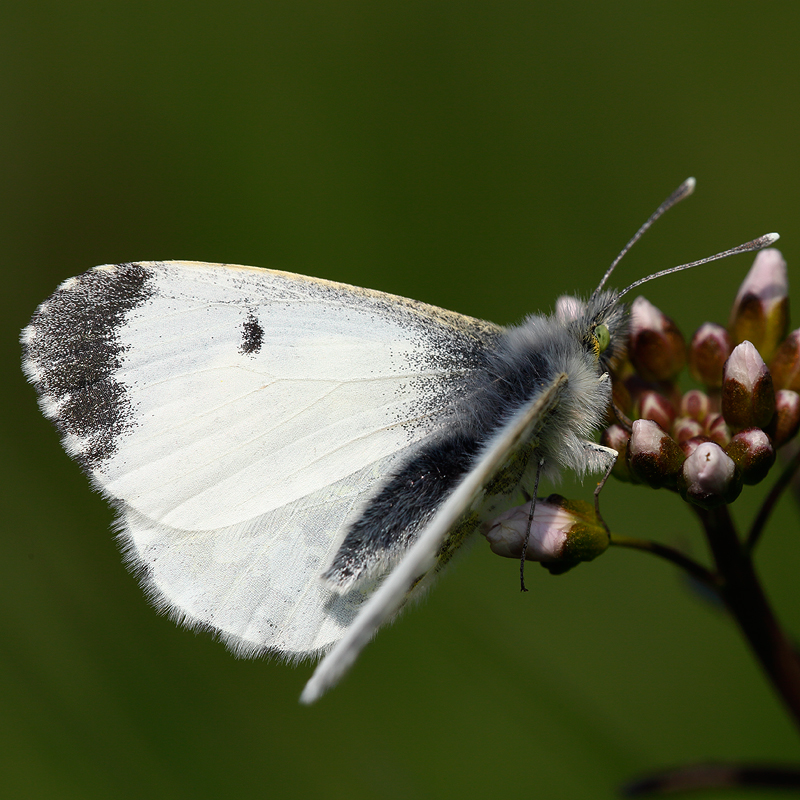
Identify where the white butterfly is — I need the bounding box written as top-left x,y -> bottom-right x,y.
21,179 -> 775,703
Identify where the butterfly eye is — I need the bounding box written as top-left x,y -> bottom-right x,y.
595,324 -> 610,353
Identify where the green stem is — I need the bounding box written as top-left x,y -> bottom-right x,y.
609,535 -> 718,589
695,504 -> 800,737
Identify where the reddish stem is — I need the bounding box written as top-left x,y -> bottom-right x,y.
696,504 -> 800,736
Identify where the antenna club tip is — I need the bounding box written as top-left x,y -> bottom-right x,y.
684,177 -> 697,193
761,232 -> 780,246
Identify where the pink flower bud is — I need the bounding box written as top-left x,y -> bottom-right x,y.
688,323 -> 732,388
555,295 -> 585,323
483,501 -> 566,561
673,416 -> 705,444
482,495 -> 608,574
680,389 -> 711,423
627,419 -> 685,488
767,389 -> 800,448
722,341 -> 775,430
725,428 -> 776,485
629,296 -> 687,381
612,378 -> 634,419
637,390 -> 676,431
729,249 -> 789,362
706,413 -> 732,447
678,442 -> 742,508
770,330 -> 800,391
680,436 -> 712,458
601,424 -> 636,482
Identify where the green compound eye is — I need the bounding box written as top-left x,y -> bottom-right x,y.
595,324 -> 610,353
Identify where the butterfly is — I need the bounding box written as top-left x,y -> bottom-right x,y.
21,178 -> 775,702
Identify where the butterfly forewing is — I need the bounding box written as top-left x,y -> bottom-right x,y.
23,261 -> 501,657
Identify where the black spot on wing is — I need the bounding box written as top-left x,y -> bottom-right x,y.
22,262 -> 155,473
221,270 -> 504,438
239,312 -> 264,355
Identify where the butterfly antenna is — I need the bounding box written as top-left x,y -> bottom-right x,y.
590,177 -> 696,301
618,232 -> 780,299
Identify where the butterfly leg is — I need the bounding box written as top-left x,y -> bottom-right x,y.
581,442 -> 618,533
519,457 -> 545,593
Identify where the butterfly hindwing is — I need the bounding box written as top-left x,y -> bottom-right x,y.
301,373 -> 570,702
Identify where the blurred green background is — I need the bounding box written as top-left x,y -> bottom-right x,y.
3,3 -> 800,798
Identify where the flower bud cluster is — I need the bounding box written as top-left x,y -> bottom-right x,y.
603,248 -> 799,509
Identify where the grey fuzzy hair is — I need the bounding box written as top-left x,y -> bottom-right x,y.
452,288 -> 628,481
324,289 -> 629,589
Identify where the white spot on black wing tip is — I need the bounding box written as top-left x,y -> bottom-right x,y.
20,325 -> 36,346
21,262 -> 156,473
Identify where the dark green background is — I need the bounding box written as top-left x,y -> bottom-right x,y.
3,3 -> 800,798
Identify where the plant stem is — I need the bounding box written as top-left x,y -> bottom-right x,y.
609,535 -> 718,589
622,762 -> 800,796
696,504 -> 800,737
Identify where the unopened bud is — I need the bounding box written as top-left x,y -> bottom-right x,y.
673,416 -> 705,444
637,390 -> 675,431
680,389 -> 711,423
706,413 -> 732,447
726,428 -> 776,485
680,436 -> 712,458
629,296 -> 687,381
770,330 -> 800,391
555,295 -> 585,323
627,419 -> 685,488
678,442 -> 742,508
483,501 -> 563,561
688,323 -> 732,388
610,378 -> 633,421
767,390 -> 800,448
482,494 -> 608,575
729,249 -> 789,362
601,424 -> 635,482
722,341 -> 775,430
549,496 -> 609,575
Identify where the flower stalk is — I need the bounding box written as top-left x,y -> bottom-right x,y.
694,503 -> 800,736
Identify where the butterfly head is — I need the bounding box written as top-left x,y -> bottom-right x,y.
561,289 -> 629,374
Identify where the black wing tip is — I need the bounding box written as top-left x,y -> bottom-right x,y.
21,262 -> 157,472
